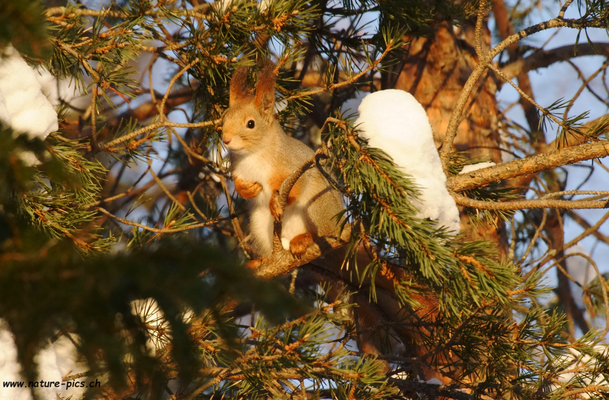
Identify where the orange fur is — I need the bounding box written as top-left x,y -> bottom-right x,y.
269,174 -> 301,206
229,67 -> 250,106
234,177 -> 262,199
254,63 -> 276,109
289,232 -> 314,258
245,257 -> 267,269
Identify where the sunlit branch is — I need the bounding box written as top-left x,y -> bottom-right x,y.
448,141 -> 609,192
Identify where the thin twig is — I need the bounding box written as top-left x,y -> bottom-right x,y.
523,209 -> 609,280
501,42 -> 609,80
489,63 -> 579,139
518,209 -> 547,267
564,210 -> 609,250
285,42 -> 394,101
219,174 -> 251,257
452,192 -> 608,210
556,252 -> 609,337
563,59 -> 609,122
159,58 -> 199,122
558,0 -> 575,19
169,126 -> 211,163
97,207 -> 222,233
85,171 -> 177,208
186,190 -> 208,222
90,85 -> 99,152
565,209 -> 609,247
148,159 -> 186,212
99,119 -> 221,151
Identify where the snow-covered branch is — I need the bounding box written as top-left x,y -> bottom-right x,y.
447,141 -> 609,193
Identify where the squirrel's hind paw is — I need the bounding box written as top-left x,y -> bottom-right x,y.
289,232 -> 314,258
234,177 -> 262,199
245,257 -> 268,269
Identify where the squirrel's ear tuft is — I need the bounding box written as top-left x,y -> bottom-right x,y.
258,93 -> 274,124
229,67 -> 250,106
254,62 -> 276,122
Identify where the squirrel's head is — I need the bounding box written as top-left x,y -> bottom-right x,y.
222,63 -> 276,154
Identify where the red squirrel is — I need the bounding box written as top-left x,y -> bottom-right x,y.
222,64 -> 343,258
222,63 -> 446,381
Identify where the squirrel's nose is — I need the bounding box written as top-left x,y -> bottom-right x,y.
222,136 -> 231,145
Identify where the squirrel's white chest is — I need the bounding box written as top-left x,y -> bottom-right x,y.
232,153 -> 274,192
231,153 -> 306,256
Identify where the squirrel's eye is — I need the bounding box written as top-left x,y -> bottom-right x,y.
247,120 -> 255,129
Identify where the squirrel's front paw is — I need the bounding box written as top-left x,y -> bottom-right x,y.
269,190 -> 282,221
234,177 -> 262,199
289,232 -> 314,258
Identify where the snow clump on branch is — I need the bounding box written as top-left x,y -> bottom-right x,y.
0,46 -> 58,140
459,162 -> 496,175
554,344 -> 609,398
354,89 -> 461,233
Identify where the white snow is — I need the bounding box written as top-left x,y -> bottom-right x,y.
131,298 -> 170,354
498,120 -> 514,162
0,325 -> 30,400
0,46 -> 58,140
354,89 -> 460,233
555,344 -> 609,398
259,0 -> 272,13
34,336 -> 88,400
0,321 -> 87,400
214,0 -> 233,15
0,88 -> 9,124
459,162 -> 496,175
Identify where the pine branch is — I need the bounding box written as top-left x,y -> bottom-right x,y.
45,4 -> 213,20
96,207 -> 227,234
5,0 -> 607,398
565,209 -> 609,246
98,119 -> 221,152
447,140 -> 609,192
